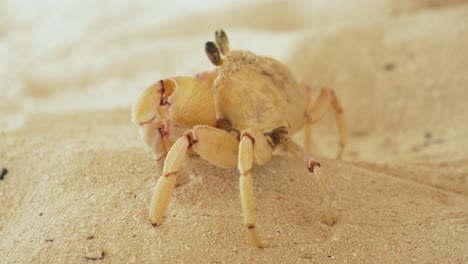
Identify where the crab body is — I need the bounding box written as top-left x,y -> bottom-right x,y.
213,50 -> 307,135
131,30 -> 347,247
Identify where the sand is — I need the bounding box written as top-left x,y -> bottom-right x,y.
1,0 -> 467,263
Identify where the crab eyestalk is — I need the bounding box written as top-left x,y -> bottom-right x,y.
132,77 -> 217,147
205,42 -> 223,66
215,29 -> 229,55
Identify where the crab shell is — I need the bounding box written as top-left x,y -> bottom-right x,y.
213,50 -> 307,134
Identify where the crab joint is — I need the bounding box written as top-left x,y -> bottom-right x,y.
240,132 -> 256,144
307,161 -> 321,173
216,118 -> 240,139
183,130 -> 198,148
266,126 -> 288,145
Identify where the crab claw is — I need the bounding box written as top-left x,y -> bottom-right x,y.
131,81 -> 164,126
132,77 -> 217,147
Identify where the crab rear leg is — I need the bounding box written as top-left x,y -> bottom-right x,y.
276,128 -> 335,226
303,85 -> 347,159
149,126 -> 239,226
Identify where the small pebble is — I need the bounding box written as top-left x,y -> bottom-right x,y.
85,250 -> 105,260
44,238 -> 54,242
0,168 -> 8,180
383,62 -> 395,71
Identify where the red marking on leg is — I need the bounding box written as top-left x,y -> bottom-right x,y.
159,80 -> 171,106
164,171 -> 178,177
308,161 -> 321,173
241,133 -> 255,144
155,154 -> 166,161
159,80 -> 165,106
184,133 -> 198,148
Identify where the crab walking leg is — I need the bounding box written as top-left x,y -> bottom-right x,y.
303,122 -> 313,154
282,138 -> 335,226
150,125 -> 239,226
238,136 -> 263,248
149,137 -> 189,226
301,82 -> 313,154
151,123 -> 194,170
305,87 -> 347,159
190,126 -> 239,168
242,128 -> 274,165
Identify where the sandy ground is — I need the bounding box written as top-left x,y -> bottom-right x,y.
1,0 -> 468,263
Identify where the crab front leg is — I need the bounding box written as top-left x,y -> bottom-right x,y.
149,125 -> 239,226
151,123 -> 193,174
150,136 -> 189,225
238,136 -> 262,247
238,129 -> 274,248
303,84 -> 347,159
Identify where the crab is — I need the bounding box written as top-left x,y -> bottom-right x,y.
131,29 -> 347,247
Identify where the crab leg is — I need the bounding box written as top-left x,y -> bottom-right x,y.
149,126 -> 239,226
304,86 -> 347,159
282,136 -> 334,226
150,123 -> 193,174
238,135 -> 263,247
149,136 -> 189,226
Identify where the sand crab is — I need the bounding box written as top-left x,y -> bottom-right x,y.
131,30 -> 347,247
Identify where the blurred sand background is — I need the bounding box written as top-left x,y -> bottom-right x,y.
1,0 -> 467,263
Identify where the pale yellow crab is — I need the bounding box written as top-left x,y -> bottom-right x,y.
132,30 -> 347,247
